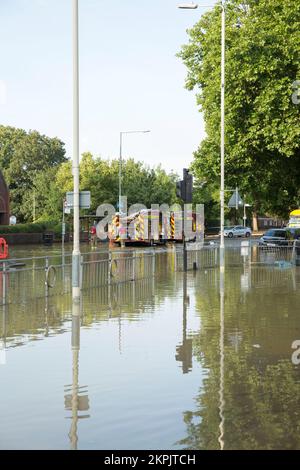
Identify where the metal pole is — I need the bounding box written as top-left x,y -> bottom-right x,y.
62,199 -> 65,253
33,191 -> 36,223
72,0 -> 81,301
183,234 -> 188,272
243,203 -> 246,227
220,1 -> 225,271
119,132 -> 123,214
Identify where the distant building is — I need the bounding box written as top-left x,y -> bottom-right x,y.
0,171 -> 9,225
257,216 -> 286,230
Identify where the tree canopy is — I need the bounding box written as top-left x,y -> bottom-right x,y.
0,125 -> 66,221
55,152 -> 178,215
0,126 -> 178,223
179,0 -> 300,224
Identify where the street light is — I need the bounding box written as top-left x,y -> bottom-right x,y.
119,130 -> 151,213
178,3 -> 198,8
178,1 -> 226,270
72,0 -> 80,301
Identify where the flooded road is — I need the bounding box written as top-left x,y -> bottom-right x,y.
0,244 -> 300,450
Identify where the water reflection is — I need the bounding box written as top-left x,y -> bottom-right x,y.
1,255 -> 300,449
0,304 -> 6,365
218,269 -> 225,451
64,301 -> 90,451
175,273 -> 193,374
179,266 -> 300,450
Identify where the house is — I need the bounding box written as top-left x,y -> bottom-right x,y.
257,216 -> 286,230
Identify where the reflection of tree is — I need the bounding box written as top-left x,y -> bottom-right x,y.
179,267 -> 300,450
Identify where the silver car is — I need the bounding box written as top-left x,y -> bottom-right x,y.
224,225 -> 251,238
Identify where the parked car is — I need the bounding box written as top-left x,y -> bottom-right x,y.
258,228 -> 300,246
223,225 -> 251,238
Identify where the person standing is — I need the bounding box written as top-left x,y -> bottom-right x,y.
90,224 -> 97,247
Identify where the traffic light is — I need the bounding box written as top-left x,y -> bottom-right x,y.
184,169 -> 193,204
176,180 -> 186,201
176,169 -> 193,203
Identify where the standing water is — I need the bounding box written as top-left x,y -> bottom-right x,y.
0,245 -> 300,450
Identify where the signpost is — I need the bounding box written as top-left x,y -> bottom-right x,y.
63,192 -> 91,253
66,191 -> 91,210
228,188 -> 243,210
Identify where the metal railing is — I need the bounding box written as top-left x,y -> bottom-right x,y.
1,241 -> 299,306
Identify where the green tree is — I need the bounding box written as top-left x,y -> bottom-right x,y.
179,0 -> 300,228
55,153 -> 177,212
0,125 -> 66,221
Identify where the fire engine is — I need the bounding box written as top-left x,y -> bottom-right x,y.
108,209 -> 200,246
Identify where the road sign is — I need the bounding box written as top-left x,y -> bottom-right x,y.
228,190 -> 243,209
66,191 -> 91,210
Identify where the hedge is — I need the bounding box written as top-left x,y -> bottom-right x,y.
0,220 -> 69,236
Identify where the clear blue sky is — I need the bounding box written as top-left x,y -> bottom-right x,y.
0,0 -> 215,174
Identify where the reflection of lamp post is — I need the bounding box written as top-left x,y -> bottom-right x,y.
218,268 -> 225,450
65,301 -> 90,451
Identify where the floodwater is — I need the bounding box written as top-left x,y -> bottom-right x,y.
1,243 -> 300,450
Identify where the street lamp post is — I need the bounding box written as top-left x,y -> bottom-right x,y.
119,130 -> 150,213
72,0 -> 81,301
178,1 -> 226,270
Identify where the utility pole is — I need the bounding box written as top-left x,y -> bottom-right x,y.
220,0 -> 226,272
72,0 -> 81,302
62,199 -> 66,253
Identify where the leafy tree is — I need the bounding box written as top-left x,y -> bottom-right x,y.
179,0 -> 300,229
0,125 -> 66,221
55,153 -> 178,212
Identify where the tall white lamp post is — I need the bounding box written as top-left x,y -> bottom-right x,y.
178,1 -> 226,270
72,0 -> 81,301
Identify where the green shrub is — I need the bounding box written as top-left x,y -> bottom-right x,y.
0,220 -> 69,235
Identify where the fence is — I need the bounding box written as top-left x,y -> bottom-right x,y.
1,241 -> 299,306
250,241 -> 297,265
